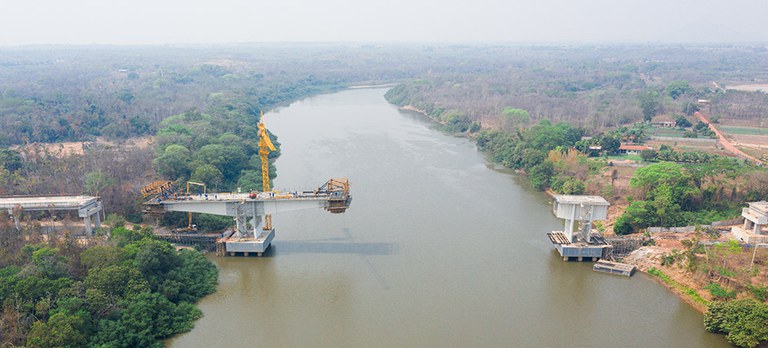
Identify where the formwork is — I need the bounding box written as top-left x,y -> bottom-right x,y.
547,231 -> 612,261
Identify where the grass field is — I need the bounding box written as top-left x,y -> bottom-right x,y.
651,127 -> 687,137
719,126 -> 768,136
605,154 -> 643,161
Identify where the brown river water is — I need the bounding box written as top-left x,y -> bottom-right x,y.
170,88 -> 728,347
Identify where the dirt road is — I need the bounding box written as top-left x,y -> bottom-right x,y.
693,111 -> 763,165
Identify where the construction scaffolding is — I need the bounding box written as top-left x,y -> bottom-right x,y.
604,235 -> 647,260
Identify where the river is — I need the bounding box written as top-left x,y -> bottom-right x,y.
170,88 -> 728,347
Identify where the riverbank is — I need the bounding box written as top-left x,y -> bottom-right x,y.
398,101 -> 743,320
626,245 -> 712,313
171,88 -> 726,347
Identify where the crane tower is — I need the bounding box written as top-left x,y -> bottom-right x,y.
258,111 -> 277,231
143,113 -> 352,256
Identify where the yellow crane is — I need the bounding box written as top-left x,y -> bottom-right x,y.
258,111 -> 277,230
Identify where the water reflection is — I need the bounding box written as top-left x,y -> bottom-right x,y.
272,241 -> 398,256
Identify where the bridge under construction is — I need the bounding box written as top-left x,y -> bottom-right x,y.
143,113 -> 352,256
143,178 -> 352,256
0,195 -> 103,234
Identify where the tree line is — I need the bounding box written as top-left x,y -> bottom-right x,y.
0,221 -> 218,347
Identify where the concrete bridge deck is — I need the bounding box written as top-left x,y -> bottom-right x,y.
0,195 -> 103,234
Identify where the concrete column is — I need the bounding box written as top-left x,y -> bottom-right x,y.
565,204 -> 577,242
9,209 -> 20,231
756,223 -> 762,235
234,205 -> 246,238
250,204 -> 260,236
93,212 -> 101,230
84,215 -> 93,236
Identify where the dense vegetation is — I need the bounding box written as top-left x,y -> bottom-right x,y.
613,160 -> 752,234
476,121 -> 585,191
384,46 -> 768,131
657,234 -> 768,348
153,109 -> 279,192
0,222 -> 218,347
705,298 -> 768,348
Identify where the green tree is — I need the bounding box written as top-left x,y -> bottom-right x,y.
615,200 -> 659,233
190,164 -> 223,189
705,299 -> 768,348
599,136 -> 621,154
630,162 -> 691,198
683,101 -> 700,116
500,107 -> 530,130
640,149 -> 658,162
26,312 -> 88,348
665,80 -> 692,100
31,247 -> 69,280
638,89 -> 661,122
91,292 -> 201,347
0,149 -> 22,172
153,144 -> 191,180
84,265 -> 149,300
117,89 -> 135,104
126,239 -> 180,289
160,250 -> 218,303
192,144 -> 247,184
85,170 -> 115,196
80,245 -> 123,270
675,115 -> 692,128
528,161 -> 555,191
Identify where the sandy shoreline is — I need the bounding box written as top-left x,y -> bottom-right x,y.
348,83 -> 399,89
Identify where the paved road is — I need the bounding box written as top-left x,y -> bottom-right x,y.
693,111 -> 763,165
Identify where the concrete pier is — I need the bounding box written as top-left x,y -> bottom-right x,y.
732,201 -> 768,244
547,195 -> 612,261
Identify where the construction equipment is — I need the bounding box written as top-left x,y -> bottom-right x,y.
319,178 -> 352,213
141,180 -> 178,198
141,111 -> 353,256
258,111 -> 277,230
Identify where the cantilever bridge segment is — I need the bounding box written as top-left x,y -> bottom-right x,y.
143,178 -> 352,256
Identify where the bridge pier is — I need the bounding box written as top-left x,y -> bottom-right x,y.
0,196 -> 102,235
144,180 -> 351,256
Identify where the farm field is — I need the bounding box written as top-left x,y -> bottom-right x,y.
719,126 -> 768,136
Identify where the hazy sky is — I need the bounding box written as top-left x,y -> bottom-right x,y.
1,0 -> 766,46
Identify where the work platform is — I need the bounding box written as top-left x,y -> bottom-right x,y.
0,195 -> 103,234
547,231 -> 612,261
592,260 -> 636,277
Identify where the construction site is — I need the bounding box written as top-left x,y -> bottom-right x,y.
142,178 -> 351,256
142,114 -> 352,256
547,194 -> 639,276
0,115 -> 352,257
